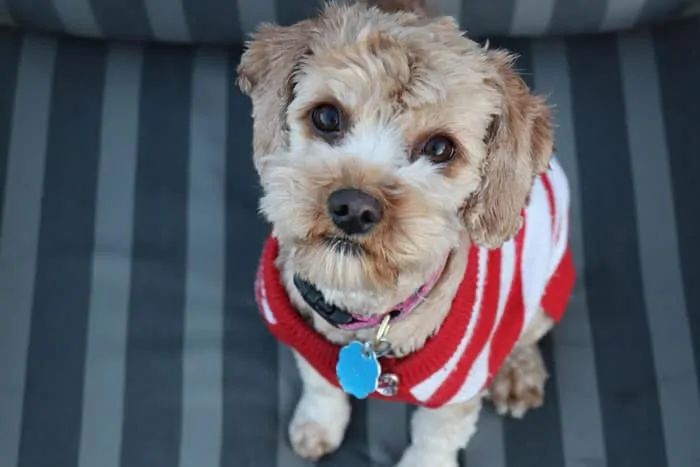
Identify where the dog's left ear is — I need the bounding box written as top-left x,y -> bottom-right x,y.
237,20 -> 314,172
463,50 -> 554,249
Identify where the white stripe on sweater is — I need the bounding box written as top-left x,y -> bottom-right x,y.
519,178 -> 554,342
547,159 -> 571,279
257,273 -> 277,325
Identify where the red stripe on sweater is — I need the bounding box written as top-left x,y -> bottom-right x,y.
425,248 -> 502,407
540,171 -> 576,323
541,247 -> 576,323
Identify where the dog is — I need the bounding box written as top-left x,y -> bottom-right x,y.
238,1 -> 576,465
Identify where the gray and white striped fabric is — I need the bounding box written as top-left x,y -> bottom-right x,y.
1,15 -> 700,467
0,0 -> 696,41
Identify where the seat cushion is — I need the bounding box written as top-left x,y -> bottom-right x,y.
0,15 -> 699,467
0,0 -> 697,42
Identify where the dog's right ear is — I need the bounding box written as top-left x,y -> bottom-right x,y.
237,21 -> 313,171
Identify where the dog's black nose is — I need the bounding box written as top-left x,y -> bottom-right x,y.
328,188 -> 383,235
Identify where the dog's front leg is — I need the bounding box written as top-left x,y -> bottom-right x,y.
289,351 -> 351,461
396,398 -> 482,467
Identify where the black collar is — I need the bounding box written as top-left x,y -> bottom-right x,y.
293,274 -> 357,327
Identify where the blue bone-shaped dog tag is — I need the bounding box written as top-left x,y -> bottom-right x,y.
336,341 -> 380,399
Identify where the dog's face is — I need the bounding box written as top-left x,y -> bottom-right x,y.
238,3 -> 552,298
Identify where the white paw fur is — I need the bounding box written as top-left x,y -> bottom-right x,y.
289,394 -> 350,460
289,352 -> 351,460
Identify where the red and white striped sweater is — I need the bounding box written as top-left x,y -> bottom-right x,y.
255,158 -> 576,408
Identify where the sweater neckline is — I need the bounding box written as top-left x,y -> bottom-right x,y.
258,235 -> 480,401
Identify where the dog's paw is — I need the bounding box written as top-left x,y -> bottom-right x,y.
289,393 -> 350,461
395,446 -> 459,467
488,344 -> 548,419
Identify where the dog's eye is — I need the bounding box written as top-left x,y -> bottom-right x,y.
310,104 -> 341,134
421,135 -> 455,163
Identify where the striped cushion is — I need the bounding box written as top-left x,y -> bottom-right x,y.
0,0 -> 696,41
1,15 -> 700,467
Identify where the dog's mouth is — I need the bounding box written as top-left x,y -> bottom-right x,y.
323,236 -> 365,256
